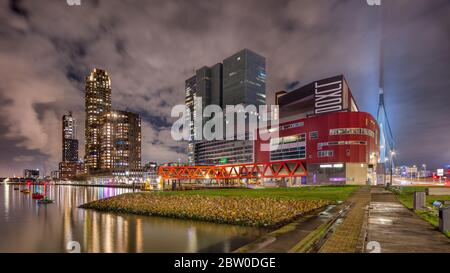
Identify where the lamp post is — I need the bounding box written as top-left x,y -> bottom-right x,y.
390,151 -> 395,185
384,158 -> 388,185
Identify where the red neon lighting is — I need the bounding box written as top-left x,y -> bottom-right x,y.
158,160 -> 307,180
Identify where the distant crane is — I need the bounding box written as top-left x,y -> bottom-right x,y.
376,3 -> 397,183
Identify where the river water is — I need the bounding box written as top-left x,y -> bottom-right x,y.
0,184 -> 265,253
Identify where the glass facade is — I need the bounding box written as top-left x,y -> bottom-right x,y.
318,141 -> 368,150
270,134 -> 307,161
223,49 -> 266,107
329,128 -> 375,138
195,140 -> 253,165
186,49 -> 267,166
62,112 -> 79,163
317,150 -> 334,158
99,110 -> 141,171
185,76 -> 197,165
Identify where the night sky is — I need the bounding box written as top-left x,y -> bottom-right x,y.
0,0 -> 449,176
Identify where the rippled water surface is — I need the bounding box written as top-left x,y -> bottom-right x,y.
0,184 -> 264,253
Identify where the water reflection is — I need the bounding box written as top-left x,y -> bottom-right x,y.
0,185 -> 264,253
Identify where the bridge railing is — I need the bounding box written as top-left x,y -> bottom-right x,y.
158,160 -> 307,180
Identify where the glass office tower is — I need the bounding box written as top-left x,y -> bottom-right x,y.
223,49 -> 266,107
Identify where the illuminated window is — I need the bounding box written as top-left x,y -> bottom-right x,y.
329,128 -> 375,138
318,150 -> 334,158
309,131 -> 318,139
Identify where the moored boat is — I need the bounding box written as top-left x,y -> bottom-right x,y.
37,197 -> 55,204
32,193 -> 45,200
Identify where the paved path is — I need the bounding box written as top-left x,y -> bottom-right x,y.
366,187 -> 450,253
237,186 -> 450,253
318,187 -> 370,253
234,204 -> 343,253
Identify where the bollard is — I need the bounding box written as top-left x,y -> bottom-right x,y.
439,207 -> 450,233
413,192 -> 426,211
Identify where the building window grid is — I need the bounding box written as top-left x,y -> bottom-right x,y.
309,131 -> 319,140
318,141 -> 368,150
270,133 -> 307,161
318,150 -> 334,158
329,128 -> 375,138
280,122 -> 304,130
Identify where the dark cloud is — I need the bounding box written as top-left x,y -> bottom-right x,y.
286,81 -> 301,91
0,0 -> 449,176
9,0 -> 28,18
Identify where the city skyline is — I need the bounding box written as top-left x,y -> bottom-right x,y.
1,0 -> 449,176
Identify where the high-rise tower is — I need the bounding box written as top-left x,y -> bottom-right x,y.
99,110 -> 141,171
59,111 -> 83,180
223,49 -> 266,107
62,111 -> 78,162
85,68 -> 112,172
185,76 -> 197,165
185,49 -> 267,166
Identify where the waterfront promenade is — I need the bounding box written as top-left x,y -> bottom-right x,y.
318,187 -> 450,253
366,188 -> 450,253
237,186 -> 450,253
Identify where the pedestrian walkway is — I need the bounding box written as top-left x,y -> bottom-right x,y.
318,186 -> 370,253
366,187 -> 450,253
234,203 -> 344,253
237,186 -> 450,253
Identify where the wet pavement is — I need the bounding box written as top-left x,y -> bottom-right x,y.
237,186 -> 450,253
366,187 -> 450,253
319,187 -> 370,253
234,204 -> 344,253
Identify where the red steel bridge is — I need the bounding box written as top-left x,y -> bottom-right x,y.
158,160 -> 307,180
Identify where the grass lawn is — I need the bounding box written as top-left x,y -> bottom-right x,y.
391,186 -> 450,237
156,185 -> 359,202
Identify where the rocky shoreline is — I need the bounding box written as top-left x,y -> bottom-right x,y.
80,192 -> 331,228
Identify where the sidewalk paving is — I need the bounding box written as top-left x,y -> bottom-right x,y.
237,186 -> 450,253
318,186 -> 370,253
366,187 -> 450,253
234,204 -> 343,253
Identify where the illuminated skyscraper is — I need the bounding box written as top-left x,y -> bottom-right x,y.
62,111 -> 78,162
185,49 -> 267,166
185,76 -> 197,165
84,68 -> 112,172
59,111 -> 83,180
223,49 -> 266,107
185,64 -> 224,165
99,110 -> 141,171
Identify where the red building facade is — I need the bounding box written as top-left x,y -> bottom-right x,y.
255,112 -> 380,185
256,112 -> 379,163
255,75 -> 380,185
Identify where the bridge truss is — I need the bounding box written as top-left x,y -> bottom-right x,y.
158,160 -> 307,181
